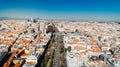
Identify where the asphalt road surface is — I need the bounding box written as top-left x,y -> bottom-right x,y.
54,33 -> 60,67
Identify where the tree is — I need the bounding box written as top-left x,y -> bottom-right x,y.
67,46 -> 71,52
75,29 -> 79,32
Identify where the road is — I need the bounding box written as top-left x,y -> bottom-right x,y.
54,32 -> 60,67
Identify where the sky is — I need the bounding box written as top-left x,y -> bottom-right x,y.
0,0 -> 120,21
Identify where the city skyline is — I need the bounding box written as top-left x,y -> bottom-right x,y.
0,0 -> 120,21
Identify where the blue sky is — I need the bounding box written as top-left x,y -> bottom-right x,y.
0,0 -> 120,21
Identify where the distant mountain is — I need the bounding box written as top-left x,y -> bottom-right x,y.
0,17 -> 27,20
0,17 -> 11,20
